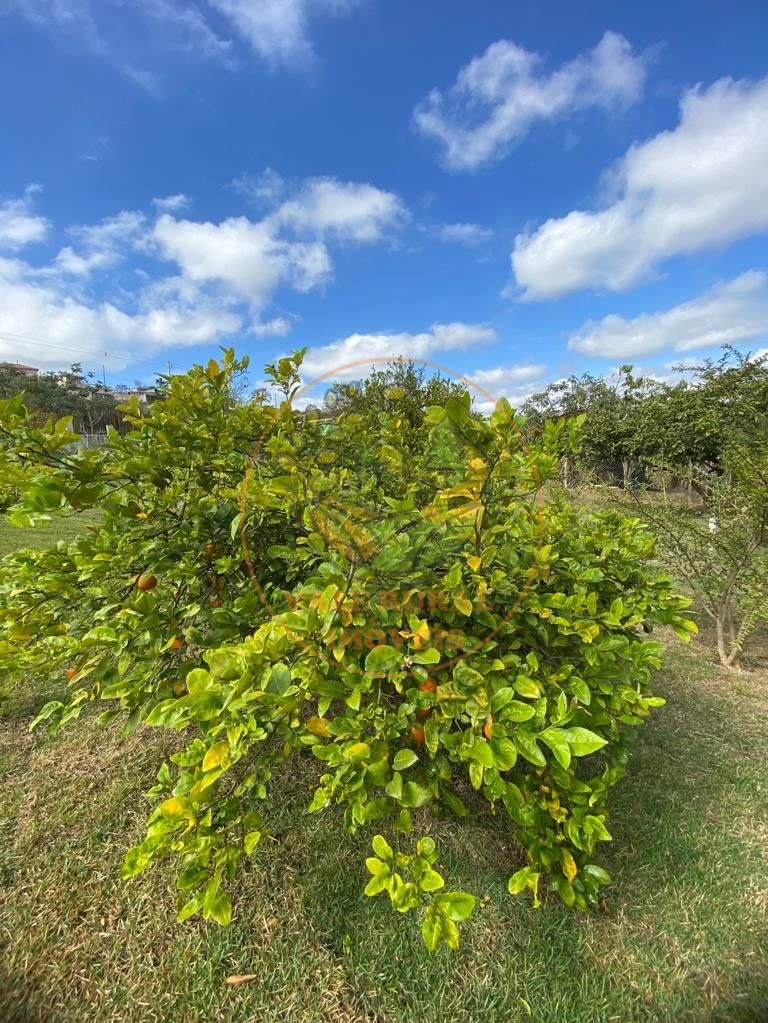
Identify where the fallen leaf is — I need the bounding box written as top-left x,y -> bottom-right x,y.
225,974 -> 259,986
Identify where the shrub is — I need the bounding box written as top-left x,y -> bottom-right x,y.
0,351 -> 695,949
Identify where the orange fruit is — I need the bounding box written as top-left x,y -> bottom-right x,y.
169,637 -> 184,652
66,666 -> 77,680
136,573 -> 157,592
483,719 -> 493,740
418,679 -> 437,693
416,707 -> 431,720
204,542 -> 216,558
411,724 -> 425,744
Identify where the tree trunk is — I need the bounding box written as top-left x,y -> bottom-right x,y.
622,459 -> 634,488
715,607 -> 741,670
561,455 -> 572,490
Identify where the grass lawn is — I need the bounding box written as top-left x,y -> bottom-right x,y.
0,525 -> 767,1022
0,508 -> 101,558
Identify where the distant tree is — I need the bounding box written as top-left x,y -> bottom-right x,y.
0,363 -> 121,434
324,361 -> 469,436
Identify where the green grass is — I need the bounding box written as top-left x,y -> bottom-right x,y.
0,508 -> 101,557
1,518 -> 767,1021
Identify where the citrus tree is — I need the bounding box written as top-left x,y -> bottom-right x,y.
0,350 -> 695,950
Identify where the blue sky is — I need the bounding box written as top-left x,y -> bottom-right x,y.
1,0 -> 767,407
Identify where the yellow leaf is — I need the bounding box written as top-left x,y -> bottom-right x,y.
347,742 -> 370,760
465,555 -> 481,572
468,458 -> 486,471
413,620 -> 430,642
306,716 -> 332,738
160,797 -> 185,816
454,595 -> 472,616
561,848 -> 578,882
202,741 -> 229,772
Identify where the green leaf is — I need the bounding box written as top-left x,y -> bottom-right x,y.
372,834 -> 393,860
513,676 -> 541,698
400,781 -> 433,808
502,700 -> 536,722
393,749 -> 418,771
560,727 -> 607,757
584,815 -> 612,842
421,905 -> 441,952
490,736 -> 518,770
29,700 -> 64,731
416,836 -> 435,857
244,831 -> 261,855
364,645 -> 402,674
538,727 -> 571,770
205,890 -> 232,927
583,863 -> 613,886
514,732 -> 546,767
412,648 -> 440,664
434,891 -> 476,921
507,866 -> 540,898
419,868 -> 445,893
266,663 -> 292,695
364,872 -> 390,896
454,595 -> 472,616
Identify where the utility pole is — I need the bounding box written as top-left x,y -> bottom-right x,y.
102,365 -> 107,387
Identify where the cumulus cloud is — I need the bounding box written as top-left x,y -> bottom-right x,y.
413,31 -> 645,171
300,323 -> 498,384
251,316 -> 293,337
467,363 -> 549,413
230,168 -> 285,207
152,214 -> 332,302
569,271 -> 768,359
206,0 -> 360,67
433,222 -> 493,246
0,175 -> 408,370
0,254 -> 241,371
274,179 -> 407,242
54,210 -> 146,276
512,77 -> 768,299
0,192 -> 50,250
152,193 -> 190,213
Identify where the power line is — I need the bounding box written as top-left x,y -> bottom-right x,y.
0,330 -> 182,376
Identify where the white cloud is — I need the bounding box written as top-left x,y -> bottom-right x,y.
0,192 -> 50,250
300,322 -> 497,383
230,168 -> 285,206
152,193 -> 190,213
414,31 -> 645,171
140,0 -> 232,60
433,222 -> 493,246
152,213 -> 332,302
205,0 -> 360,67
513,77 -> 768,299
0,255 -> 241,371
122,64 -> 162,95
274,178 -> 407,242
569,271 -> 768,359
0,174 -> 408,371
467,363 -> 549,413
251,315 -> 293,337
54,210 -> 146,276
